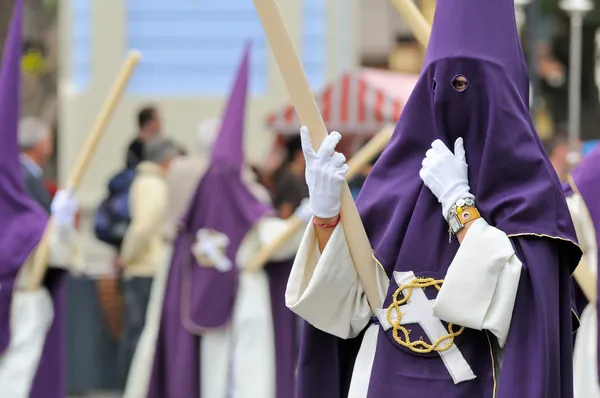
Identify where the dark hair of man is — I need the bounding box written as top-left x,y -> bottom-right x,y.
137,106 -> 156,130
284,135 -> 303,164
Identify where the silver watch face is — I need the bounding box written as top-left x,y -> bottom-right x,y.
449,215 -> 463,234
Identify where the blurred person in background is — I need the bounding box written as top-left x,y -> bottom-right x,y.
563,146 -> 600,397
542,132 -> 570,181
272,134 -> 308,218
126,105 -> 163,169
18,116 -> 82,267
537,1 -> 600,142
147,47 -> 311,398
123,118 -> 220,398
0,4 -> 79,395
118,136 -> 179,379
18,116 -> 54,212
348,152 -> 381,199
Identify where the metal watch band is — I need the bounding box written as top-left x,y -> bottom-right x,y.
446,197 -> 479,242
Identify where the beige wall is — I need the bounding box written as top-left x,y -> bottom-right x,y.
360,0 -> 412,60
58,0 -> 360,208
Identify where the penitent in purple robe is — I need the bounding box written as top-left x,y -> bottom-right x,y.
0,1 -> 66,397
148,43 -> 299,398
296,0 -> 582,396
565,146 -> 600,383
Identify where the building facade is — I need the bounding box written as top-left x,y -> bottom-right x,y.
59,0 -> 360,206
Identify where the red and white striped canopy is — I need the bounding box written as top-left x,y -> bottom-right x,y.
266,68 -> 419,136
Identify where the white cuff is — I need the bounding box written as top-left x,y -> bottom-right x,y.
432,219 -> 522,347
285,224 -> 371,339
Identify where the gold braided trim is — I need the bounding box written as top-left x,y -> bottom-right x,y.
385,277 -> 465,354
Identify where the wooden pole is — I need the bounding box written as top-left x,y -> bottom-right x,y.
253,0 -> 382,310
389,0 -> 432,48
27,51 -> 142,291
247,126 -> 394,273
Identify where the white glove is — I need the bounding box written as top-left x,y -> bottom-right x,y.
419,138 -> 474,218
294,198 -> 313,224
193,229 -> 232,272
50,189 -> 78,229
301,126 -> 348,219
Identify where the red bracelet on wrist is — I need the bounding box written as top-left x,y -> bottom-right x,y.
312,215 -> 341,229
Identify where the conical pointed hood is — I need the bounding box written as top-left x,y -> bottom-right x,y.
423,0 -> 528,101
166,42 -> 270,334
356,0 -> 579,284
210,43 -> 250,170
0,0 -> 49,355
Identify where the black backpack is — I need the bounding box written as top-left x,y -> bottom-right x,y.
94,169 -> 136,248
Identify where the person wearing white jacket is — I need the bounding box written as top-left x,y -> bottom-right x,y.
123,118 -> 219,398
119,136 -> 179,379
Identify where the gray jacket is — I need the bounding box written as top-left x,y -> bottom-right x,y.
21,162 -> 51,214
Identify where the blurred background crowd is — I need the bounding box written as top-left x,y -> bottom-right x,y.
3,0 -> 600,396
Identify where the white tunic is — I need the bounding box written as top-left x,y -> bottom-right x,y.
0,226 -> 82,397
286,219 -> 523,396
123,216 -> 304,398
567,193 -> 600,398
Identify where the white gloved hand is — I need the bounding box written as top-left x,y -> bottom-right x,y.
294,198 -> 313,224
193,229 -> 232,273
419,138 -> 474,218
50,189 -> 78,229
301,126 -> 348,219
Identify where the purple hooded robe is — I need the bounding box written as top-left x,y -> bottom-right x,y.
0,1 -> 66,397
565,146 -> 600,383
148,43 -> 299,398
296,0 -> 582,396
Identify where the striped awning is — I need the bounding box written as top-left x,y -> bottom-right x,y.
266,68 -> 419,135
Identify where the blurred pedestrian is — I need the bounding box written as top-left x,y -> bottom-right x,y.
118,136 -> 179,379
18,116 -> 54,212
126,105 -> 163,169
272,135 -> 308,218
123,118 -> 219,398
0,4 -> 79,396
348,152 -> 380,199
542,132 -> 570,181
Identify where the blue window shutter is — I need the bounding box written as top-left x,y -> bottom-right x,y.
302,0 -> 327,90
71,0 -> 92,91
125,0 -> 267,95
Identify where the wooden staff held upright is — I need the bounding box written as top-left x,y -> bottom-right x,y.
27,51 -> 142,291
252,0 -> 383,310
252,0 -> 433,310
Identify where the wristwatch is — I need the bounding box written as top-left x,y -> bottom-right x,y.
446,197 -> 481,241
